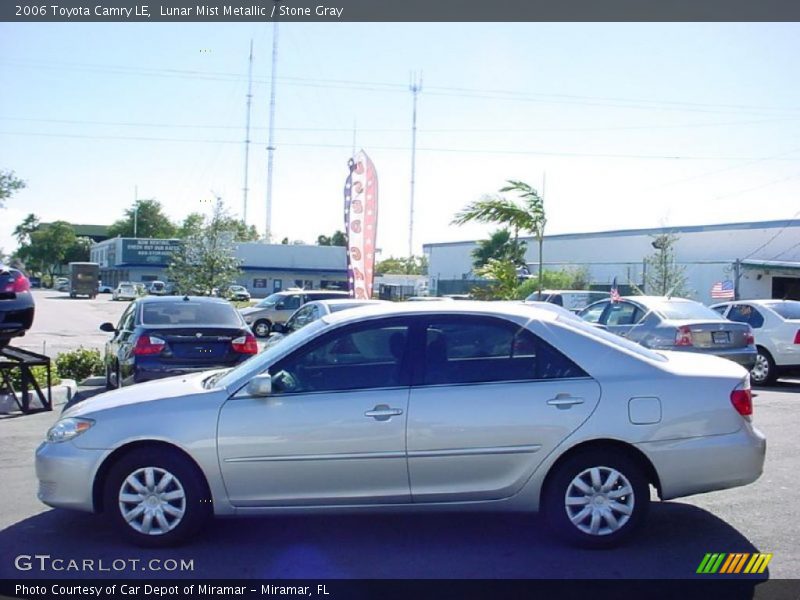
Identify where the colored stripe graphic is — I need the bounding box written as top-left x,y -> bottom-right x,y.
697,553 -> 772,575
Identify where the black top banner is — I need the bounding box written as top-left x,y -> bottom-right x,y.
3,0 -> 800,22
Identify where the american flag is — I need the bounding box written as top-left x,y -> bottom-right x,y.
610,276 -> 621,303
711,280 -> 735,300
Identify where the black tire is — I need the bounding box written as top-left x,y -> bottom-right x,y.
103,447 -> 212,547
542,448 -> 649,549
253,319 -> 272,338
750,347 -> 777,386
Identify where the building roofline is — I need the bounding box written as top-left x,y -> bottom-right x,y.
423,218 -> 800,249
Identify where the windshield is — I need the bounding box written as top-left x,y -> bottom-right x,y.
215,318 -> 329,390
557,315 -> 667,362
651,300 -> 722,321
256,292 -> 283,307
766,301 -> 800,320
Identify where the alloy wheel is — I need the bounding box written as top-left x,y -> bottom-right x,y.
751,353 -> 770,384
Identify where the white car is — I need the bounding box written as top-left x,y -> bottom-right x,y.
37,302 -> 764,548
112,282 -> 138,302
711,299 -> 800,385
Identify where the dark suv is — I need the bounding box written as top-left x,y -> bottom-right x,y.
0,266 -> 35,350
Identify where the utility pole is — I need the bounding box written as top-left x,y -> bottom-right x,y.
265,22 -> 279,243
408,71 -> 422,257
242,39 -> 254,225
133,185 -> 138,238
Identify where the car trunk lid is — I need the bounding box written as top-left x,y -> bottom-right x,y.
669,319 -> 751,348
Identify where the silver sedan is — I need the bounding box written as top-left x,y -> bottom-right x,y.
36,302 -> 765,548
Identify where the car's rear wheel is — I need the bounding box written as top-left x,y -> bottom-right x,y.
543,449 -> 649,548
103,448 -> 211,547
751,347 -> 777,386
253,319 -> 272,338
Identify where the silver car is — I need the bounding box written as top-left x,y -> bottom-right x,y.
579,296 -> 757,369
36,302 -> 765,548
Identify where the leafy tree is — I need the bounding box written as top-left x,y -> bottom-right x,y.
644,233 -> 689,297
166,198 -> 243,295
317,230 -> 347,247
453,180 -> 546,292
470,259 -> 520,300
515,267 -> 591,299
177,212 -> 205,239
0,170 -> 25,208
108,199 -> 177,239
472,229 -> 527,270
64,237 -> 93,264
375,255 -> 428,275
13,213 -> 40,246
25,221 -> 77,280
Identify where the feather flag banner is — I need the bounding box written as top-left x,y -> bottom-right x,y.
344,150 -> 379,299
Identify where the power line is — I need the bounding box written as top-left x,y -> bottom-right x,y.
740,212 -> 800,261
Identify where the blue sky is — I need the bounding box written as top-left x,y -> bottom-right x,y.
2,22 -> 800,258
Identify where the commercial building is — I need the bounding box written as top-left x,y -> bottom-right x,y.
424,219 -> 800,304
90,238 -> 347,298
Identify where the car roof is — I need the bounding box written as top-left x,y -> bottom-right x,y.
308,298 -> 387,307
536,289 -> 609,295
320,300 -> 559,327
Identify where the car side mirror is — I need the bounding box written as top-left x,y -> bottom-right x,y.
99,322 -> 116,333
245,374 -> 272,397
271,323 -> 286,334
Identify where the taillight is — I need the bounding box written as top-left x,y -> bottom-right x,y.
133,335 -> 166,356
745,327 -> 755,346
675,325 -> 693,346
730,380 -> 753,417
232,334 -> 258,354
794,330 -> 800,344
4,274 -> 30,293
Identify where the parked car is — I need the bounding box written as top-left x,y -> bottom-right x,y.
225,285 -> 251,302
405,296 -> 454,302
240,289 -> 350,337
39,302 -> 765,548
265,298 -> 389,348
711,299 -> 800,385
0,265 -> 35,350
98,296 -> 258,389
526,290 -> 611,313
579,296 -> 757,369
112,282 -> 139,302
98,282 -> 114,294
148,281 -> 168,296
54,277 -> 69,292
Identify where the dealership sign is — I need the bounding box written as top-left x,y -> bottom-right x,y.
120,239 -> 182,265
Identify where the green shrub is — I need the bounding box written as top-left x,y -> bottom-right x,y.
54,347 -> 104,382
2,364 -> 61,391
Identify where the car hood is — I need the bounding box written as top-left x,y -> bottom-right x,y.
63,371 -> 215,418
239,306 -> 262,316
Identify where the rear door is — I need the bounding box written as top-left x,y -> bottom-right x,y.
406,315 -> 600,502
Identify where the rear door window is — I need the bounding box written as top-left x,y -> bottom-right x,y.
727,304 -> 764,328
421,316 -> 587,385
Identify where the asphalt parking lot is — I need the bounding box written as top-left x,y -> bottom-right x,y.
1,290 -> 798,580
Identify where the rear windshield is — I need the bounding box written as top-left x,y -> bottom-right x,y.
651,301 -> 722,321
557,315 -> 667,362
141,302 -> 242,327
766,301 -> 800,320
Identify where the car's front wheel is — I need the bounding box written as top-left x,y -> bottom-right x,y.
543,449 -> 649,548
104,448 -> 211,547
253,319 -> 272,338
751,347 -> 777,386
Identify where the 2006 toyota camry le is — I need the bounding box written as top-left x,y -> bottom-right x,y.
36,302 -> 766,548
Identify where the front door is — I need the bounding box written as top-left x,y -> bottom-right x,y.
217,319 -> 413,506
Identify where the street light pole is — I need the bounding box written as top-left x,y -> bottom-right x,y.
134,185 -> 139,238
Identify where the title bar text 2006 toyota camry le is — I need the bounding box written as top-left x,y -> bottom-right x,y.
36,302 -> 765,547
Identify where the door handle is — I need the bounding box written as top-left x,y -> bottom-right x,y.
364,404 -> 404,421
547,394 -> 585,409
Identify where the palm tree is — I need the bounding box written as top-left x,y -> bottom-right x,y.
452,180 -> 546,293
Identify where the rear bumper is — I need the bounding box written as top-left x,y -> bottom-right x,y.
0,301 -> 35,337
673,347 -> 757,370
132,359 -> 249,383
637,423 -> 766,500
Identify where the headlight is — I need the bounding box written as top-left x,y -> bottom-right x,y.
46,418 -> 95,443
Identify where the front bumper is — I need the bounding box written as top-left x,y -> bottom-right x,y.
35,441 -> 106,513
637,423 -> 766,501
